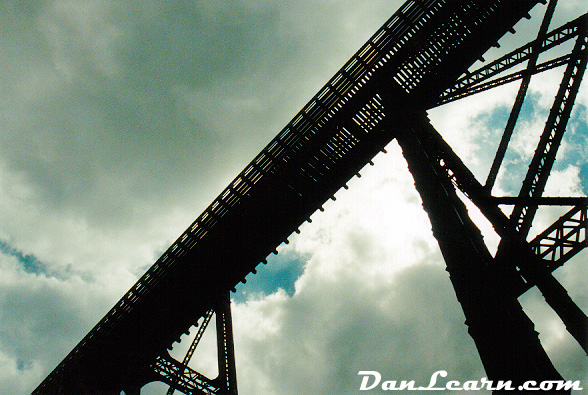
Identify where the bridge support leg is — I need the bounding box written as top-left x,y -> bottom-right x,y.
216,291 -> 238,395
392,112 -> 566,393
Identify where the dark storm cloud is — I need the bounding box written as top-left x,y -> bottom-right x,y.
1,1 -> 268,225
0,0 -> 394,236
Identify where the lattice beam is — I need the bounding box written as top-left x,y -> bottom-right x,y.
510,32 -> 588,236
167,309 -> 214,395
152,353 -> 217,395
530,203 -> 588,271
436,54 -> 571,106
437,14 -> 586,106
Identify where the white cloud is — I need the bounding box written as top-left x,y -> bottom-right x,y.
0,250 -> 122,395
290,143 -> 438,285
37,1 -> 124,79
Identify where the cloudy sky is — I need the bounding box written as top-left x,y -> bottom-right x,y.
0,1 -> 587,394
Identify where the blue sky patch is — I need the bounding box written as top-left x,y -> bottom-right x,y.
233,249 -> 307,302
0,241 -> 47,275
16,358 -> 33,371
560,104 -> 588,170
490,93 -> 587,196
580,164 -> 588,195
474,104 -> 510,128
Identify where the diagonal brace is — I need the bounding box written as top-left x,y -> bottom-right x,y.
394,110 -> 588,354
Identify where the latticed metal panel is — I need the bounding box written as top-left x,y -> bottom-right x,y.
530,203 -> 588,270
437,14 -> 587,106
152,354 -> 218,395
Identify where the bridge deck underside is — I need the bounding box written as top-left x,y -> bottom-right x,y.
34,1 -> 543,393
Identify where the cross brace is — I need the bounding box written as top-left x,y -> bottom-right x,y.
166,309 -> 214,395
485,0 -> 558,192
437,13 -> 587,106
510,33 -> 588,236
149,292 -> 237,395
530,203 -> 588,272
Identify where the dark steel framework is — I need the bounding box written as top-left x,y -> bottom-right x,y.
33,0 -> 587,393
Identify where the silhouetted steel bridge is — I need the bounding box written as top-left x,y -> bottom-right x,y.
34,0 -> 587,393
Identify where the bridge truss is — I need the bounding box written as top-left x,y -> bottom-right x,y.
34,0 -> 587,394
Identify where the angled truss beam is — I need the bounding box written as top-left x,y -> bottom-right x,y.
435,13 -> 587,106
184,311 -> 214,373
152,353 -> 218,395
398,110 -> 588,353
529,203 -> 588,272
509,33 -> 588,237
436,54 -> 570,107
167,309 -> 214,395
392,109 -> 564,386
484,0 -> 558,192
